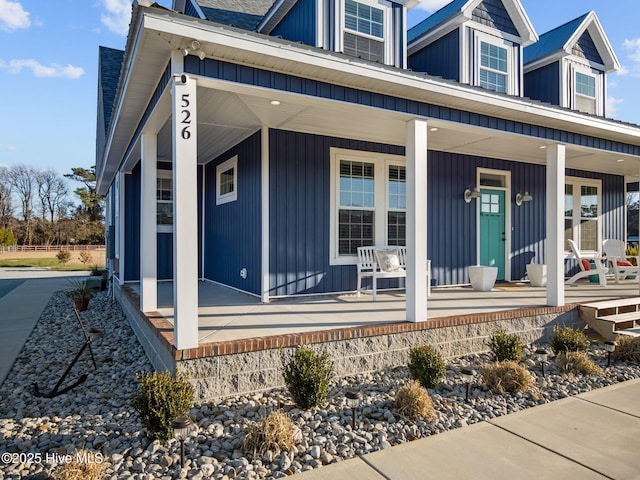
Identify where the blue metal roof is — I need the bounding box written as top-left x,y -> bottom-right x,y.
523,12 -> 588,64
99,46 -> 124,134
408,0 -> 468,43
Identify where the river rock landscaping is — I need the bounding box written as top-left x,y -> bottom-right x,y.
1,290 -> 639,479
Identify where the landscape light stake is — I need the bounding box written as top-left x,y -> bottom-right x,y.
535,348 -> 549,377
345,388 -> 362,430
460,367 -> 474,402
172,416 -> 196,469
604,340 -> 617,366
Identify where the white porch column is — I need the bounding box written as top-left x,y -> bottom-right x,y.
140,133 -> 158,312
172,74 -> 199,350
546,144 -> 566,306
117,171 -> 126,286
406,119 -> 428,322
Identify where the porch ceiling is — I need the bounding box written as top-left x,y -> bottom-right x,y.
150,82 -> 640,179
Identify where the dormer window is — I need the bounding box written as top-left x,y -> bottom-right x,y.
342,0 -> 390,63
480,42 -> 508,93
575,71 -> 597,114
473,32 -> 516,95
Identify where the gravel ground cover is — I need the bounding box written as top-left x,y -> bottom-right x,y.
1,291 -> 638,479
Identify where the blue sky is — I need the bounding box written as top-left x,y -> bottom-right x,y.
0,0 -> 639,179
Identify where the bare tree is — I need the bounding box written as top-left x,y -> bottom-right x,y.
0,167 -> 13,229
8,165 -> 35,245
35,169 -> 69,246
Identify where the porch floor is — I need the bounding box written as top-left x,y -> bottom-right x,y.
130,279 -> 640,345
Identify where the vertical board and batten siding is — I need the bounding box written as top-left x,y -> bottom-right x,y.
184,0 -> 200,18
408,29 -> 460,81
524,62 -> 560,106
203,131 -> 262,295
472,0 -> 519,36
268,129 -> 404,296
123,162 -> 204,282
271,0 -> 317,47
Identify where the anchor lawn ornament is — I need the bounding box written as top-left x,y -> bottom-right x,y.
33,307 -> 97,398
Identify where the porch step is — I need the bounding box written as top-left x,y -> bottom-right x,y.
579,297 -> 640,340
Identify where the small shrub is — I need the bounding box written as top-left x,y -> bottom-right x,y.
281,345 -> 334,409
55,449 -> 106,480
79,250 -> 94,265
408,343 -> 445,389
131,370 -> 194,444
626,245 -> 639,266
481,361 -> 537,396
487,329 -> 524,362
244,410 -> 296,456
613,336 -> 640,362
56,249 -> 71,265
551,325 -> 590,354
557,351 -> 603,376
0,228 -> 15,247
394,380 -> 436,421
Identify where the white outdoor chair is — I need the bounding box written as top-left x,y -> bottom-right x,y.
566,239 -> 608,287
603,239 -> 639,283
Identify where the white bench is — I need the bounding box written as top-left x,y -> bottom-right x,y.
356,246 -> 431,301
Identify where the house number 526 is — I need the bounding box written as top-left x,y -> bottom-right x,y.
180,93 -> 192,140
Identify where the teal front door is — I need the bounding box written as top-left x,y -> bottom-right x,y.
480,189 -> 505,280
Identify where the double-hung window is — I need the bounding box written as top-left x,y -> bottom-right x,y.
574,71 -> 597,115
564,177 -> 601,252
157,170 -> 173,233
343,0 -> 388,63
330,148 -> 405,264
480,41 -> 508,93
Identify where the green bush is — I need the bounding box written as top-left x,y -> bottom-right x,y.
487,329 -> 524,362
0,228 -> 14,247
131,370 -> 194,444
626,245 -> 639,266
551,325 -> 590,354
408,343 -> 445,389
281,346 -> 334,409
56,249 -> 71,265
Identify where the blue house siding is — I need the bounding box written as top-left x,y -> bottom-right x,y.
472,0 -> 518,36
185,0 -> 200,18
183,56 -> 640,157
271,0 -> 316,46
268,129 -> 404,296
524,61 -> 560,106
203,131 -> 262,295
408,29 -> 460,81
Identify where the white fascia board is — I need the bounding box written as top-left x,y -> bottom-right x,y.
523,51 -> 566,74
141,11 -> 640,148
503,0 -> 537,46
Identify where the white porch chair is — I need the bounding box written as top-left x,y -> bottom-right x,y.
603,239 -> 639,283
566,239 -> 608,287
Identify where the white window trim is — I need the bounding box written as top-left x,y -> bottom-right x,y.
157,169 -> 173,233
565,176 -> 602,253
570,62 -> 603,116
472,30 -> 517,95
329,147 -> 405,265
113,175 -> 120,259
216,155 -> 238,205
338,0 -> 393,65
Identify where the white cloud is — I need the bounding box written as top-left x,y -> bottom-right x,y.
101,0 -> 132,36
0,144 -> 17,152
607,96 -> 623,117
0,0 -> 30,31
0,59 -> 84,79
414,0 -> 451,13
623,38 -> 640,63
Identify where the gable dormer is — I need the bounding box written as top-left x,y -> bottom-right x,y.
407,0 -> 537,96
523,12 -> 620,117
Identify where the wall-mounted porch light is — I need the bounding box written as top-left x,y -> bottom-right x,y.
515,192 -> 532,206
464,186 -> 481,203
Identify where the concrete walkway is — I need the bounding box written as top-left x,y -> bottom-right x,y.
0,268 -> 88,385
294,379 -> 640,480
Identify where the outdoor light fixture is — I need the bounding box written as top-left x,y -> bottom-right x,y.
460,367 -> 474,402
172,416 -> 196,468
535,348 -> 549,377
270,100 -> 281,106
604,340 -> 617,366
464,186 -> 481,203
181,40 -> 206,60
515,192 -> 532,206
345,387 -> 362,429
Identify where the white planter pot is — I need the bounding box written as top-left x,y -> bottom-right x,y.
526,264 -> 547,287
468,266 -> 498,292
